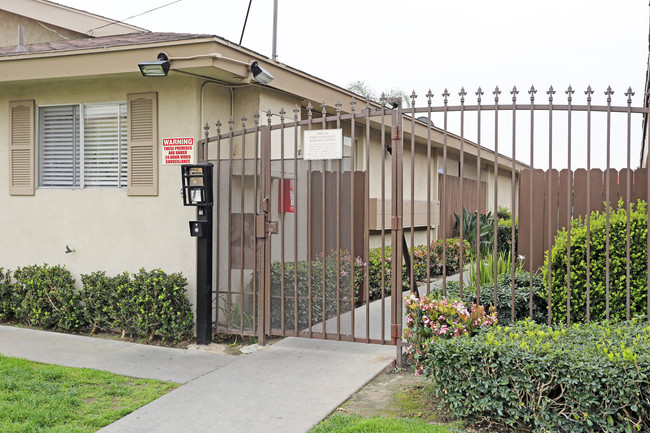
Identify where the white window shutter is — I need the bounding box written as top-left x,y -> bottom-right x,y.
127,92 -> 158,196
9,100 -> 35,196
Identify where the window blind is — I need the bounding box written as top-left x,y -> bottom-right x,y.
38,105 -> 80,188
38,103 -> 127,188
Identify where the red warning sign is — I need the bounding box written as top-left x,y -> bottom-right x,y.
162,137 -> 194,164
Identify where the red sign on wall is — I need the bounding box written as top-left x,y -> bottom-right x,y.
162,137 -> 194,164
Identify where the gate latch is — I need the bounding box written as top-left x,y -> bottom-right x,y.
266,220 -> 279,235
256,214 -> 279,237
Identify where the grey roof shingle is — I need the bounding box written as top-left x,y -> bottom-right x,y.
0,32 -> 215,57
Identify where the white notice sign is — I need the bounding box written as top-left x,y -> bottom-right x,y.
303,129 -> 342,160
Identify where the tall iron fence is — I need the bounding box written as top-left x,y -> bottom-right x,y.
200,84 -> 650,347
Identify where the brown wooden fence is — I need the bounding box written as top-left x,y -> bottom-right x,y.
518,168 -> 648,271
438,174 -> 487,240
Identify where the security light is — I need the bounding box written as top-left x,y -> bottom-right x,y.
251,61 -> 274,85
138,52 -> 171,77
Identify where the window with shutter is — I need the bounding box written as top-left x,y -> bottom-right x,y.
36,103 -> 127,189
9,100 -> 35,196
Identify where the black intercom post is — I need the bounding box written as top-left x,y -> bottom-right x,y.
181,162 -> 214,345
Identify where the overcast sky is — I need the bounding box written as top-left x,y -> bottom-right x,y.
59,0 -> 650,168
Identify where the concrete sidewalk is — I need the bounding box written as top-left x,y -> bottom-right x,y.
0,325 -> 395,433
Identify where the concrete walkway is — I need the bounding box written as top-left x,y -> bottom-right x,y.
0,325 -> 395,433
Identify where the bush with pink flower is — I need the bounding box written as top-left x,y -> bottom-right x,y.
403,294 -> 497,375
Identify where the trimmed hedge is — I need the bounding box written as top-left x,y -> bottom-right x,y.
268,255 -> 358,331
13,264 -> 83,331
420,320 -> 650,432
0,265 -> 194,341
543,199 -> 647,324
0,268 -> 17,321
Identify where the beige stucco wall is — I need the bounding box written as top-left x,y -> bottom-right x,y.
0,73 -> 251,317
0,9 -> 84,48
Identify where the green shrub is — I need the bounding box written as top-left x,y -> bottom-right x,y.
268,253 -> 359,331
79,271 -> 129,334
13,264 -> 84,331
366,238 -> 470,301
543,199 -> 647,324
496,206 -> 511,220
129,269 -> 194,341
0,268 -> 17,321
467,251 -> 516,288
438,271 -> 547,325
420,320 -> 650,432
453,208 -> 494,255
404,294 -> 497,375
496,217 -> 518,255
0,264 -> 193,341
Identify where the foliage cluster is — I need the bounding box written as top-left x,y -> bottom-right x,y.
454,207 -> 518,257
543,199 -> 647,324
366,238 -> 470,300
437,271 -> 547,325
268,252 -> 362,330
419,320 -> 650,432
0,264 -> 194,341
467,251 -> 517,288
266,239 -> 469,330
403,294 -> 497,376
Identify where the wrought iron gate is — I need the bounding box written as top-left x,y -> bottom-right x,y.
203,101 -> 405,348
201,85 -> 649,353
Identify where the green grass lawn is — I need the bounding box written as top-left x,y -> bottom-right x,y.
0,355 -> 179,433
310,413 -> 463,433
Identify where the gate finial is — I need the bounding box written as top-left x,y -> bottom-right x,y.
228,117 -> 234,131
475,87 -> 484,103
350,97 -> 357,113
566,85 -> 575,102
216,119 -> 222,135
625,87 -> 635,104
511,86 -> 518,102
546,86 -> 556,102
335,100 -> 342,114
241,114 -> 247,128
585,85 -> 594,103
254,111 -> 260,127
266,109 -> 272,125
442,88 -> 450,104
321,101 -> 327,118
605,86 -> 614,103
279,108 -> 286,120
307,101 -> 313,118
528,85 -> 537,102
204,122 -> 210,139
493,86 -> 501,103
293,105 -> 299,121
426,89 -> 433,105
410,90 -> 418,107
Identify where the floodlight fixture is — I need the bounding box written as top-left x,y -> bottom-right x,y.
251,61 -> 274,85
138,52 -> 171,77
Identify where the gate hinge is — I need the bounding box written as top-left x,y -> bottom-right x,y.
392,125 -> 401,141
391,324 -> 401,343
391,216 -> 402,231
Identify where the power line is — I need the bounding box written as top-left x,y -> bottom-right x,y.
87,0 -> 182,33
239,0 -> 253,45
